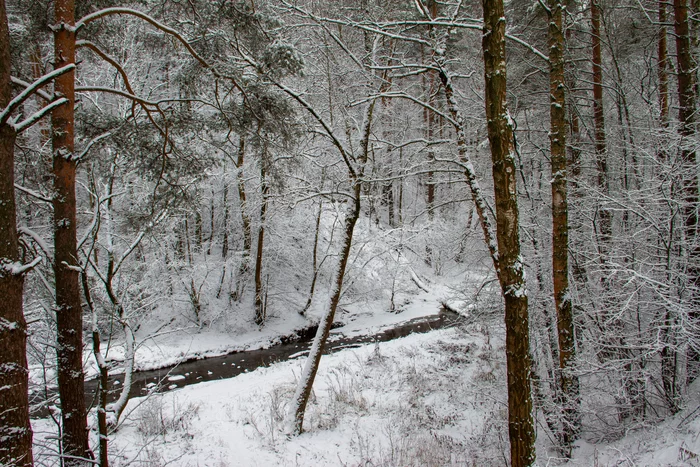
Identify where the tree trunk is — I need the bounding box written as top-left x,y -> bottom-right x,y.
287,184 -> 361,434
254,160 -> 269,326
674,0 -> 700,380
222,160 -> 229,260
81,272 -> 108,467
0,2 -> 34,464
548,0 -> 580,452
592,0 -> 612,247
52,0 -> 92,463
482,0 -> 535,465
301,200 -> 323,315
286,94 -> 376,435
659,0 -> 670,126
233,137 -> 252,302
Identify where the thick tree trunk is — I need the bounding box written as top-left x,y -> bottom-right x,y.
548,0 -> 580,452
674,0 -> 700,380
482,0 -> 535,465
52,0 -> 92,463
0,3 -> 34,464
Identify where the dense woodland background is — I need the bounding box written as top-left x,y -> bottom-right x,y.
1,0 -> 699,466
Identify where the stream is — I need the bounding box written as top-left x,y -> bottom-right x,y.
38,311 -> 462,415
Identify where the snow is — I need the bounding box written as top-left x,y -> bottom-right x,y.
33,324 -> 499,466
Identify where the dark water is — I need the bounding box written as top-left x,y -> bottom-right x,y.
36,311 -> 462,415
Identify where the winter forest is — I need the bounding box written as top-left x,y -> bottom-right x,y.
1,0 -> 700,465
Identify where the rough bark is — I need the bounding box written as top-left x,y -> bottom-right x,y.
0,2 -> 34,464
548,0 -> 580,452
482,0 -> 536,465
52,0 -> 92,463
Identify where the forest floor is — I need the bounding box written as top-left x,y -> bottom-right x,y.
33,304 -> 700,466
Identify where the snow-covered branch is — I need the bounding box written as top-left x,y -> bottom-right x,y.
11,76 -> 54,101
1,256 -> 43,276
11,98 -> 69,133
19,227 -> 52,259
0,64 -> 75,125
14,184 -> 53,204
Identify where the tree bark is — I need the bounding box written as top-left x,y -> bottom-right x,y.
52,0 -> 92,463
0,2 -> 34,464
482,0 -> 536,465
673,0 -> 700,380
592,0 -> 612,247
548,0 -> 580,452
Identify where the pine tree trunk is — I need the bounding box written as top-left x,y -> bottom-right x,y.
482,0 -> 535,465
0,2 -> 34,463
673,0 -> 700,380
548,0 -> 580,452
52,0 -> 92,463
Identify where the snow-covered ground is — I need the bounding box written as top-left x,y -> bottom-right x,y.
31,310 -> 700,466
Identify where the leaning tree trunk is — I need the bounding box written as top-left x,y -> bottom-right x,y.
52,0 -> 92,463
482,0 -> 535,465
673,0 -> 700,381
0,1 -> 34,464
548,0 -> 580,453
285,95 -> 376,435
286,182 -> 362,435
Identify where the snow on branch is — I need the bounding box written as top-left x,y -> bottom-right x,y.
11,76 -> 54,102
75,86 -> 160,107
350,91 -> 458,128
0,64 -> 75,125
19,226 -> 52,259
76,8 -> 211,73
11,98 -> 69,133
75,131 -> 112,163
14,184 -> 53,204
1,256 -> 43,276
